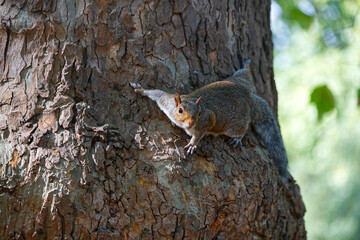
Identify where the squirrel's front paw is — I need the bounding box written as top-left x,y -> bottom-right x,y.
184,142 -> 197,155
130,82 -> 144,95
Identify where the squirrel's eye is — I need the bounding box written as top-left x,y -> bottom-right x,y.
179,108 -> 183,114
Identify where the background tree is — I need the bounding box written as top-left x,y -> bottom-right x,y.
0,0 -> 305,239
272,0 -> 360,239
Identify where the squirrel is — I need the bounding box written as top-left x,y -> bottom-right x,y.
130,60 -> 291,181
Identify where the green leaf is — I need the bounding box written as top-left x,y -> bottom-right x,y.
310,85 -> 335,120
274,1 -> 314,29
290,8 -> 313,29
357,88 -> 360,107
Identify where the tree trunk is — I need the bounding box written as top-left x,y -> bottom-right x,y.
0,0 -> 305,239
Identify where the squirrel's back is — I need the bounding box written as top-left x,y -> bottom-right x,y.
185,81 -> 252,134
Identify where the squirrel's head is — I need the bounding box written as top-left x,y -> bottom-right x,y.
173,93 -> 202,129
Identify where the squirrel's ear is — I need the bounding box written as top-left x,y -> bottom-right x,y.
196,96 -> 202,105
174,93 -> 182,107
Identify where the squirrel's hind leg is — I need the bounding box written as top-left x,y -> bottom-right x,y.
227,136 -> 244,148
225,125 -> 248,148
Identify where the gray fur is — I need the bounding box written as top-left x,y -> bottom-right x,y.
251,94 -> 291,181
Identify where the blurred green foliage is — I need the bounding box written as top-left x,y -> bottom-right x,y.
275,0 -> 357,48
310,85 -> 335,120
272,0 -> 360,239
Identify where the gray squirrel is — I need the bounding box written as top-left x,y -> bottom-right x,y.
130,60 -> 291,181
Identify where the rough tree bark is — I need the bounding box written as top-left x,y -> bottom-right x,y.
0,0 -> 306,239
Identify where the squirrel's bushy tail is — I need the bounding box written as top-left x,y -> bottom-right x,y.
251,94 -> 291,181
230,59 -> 255,91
